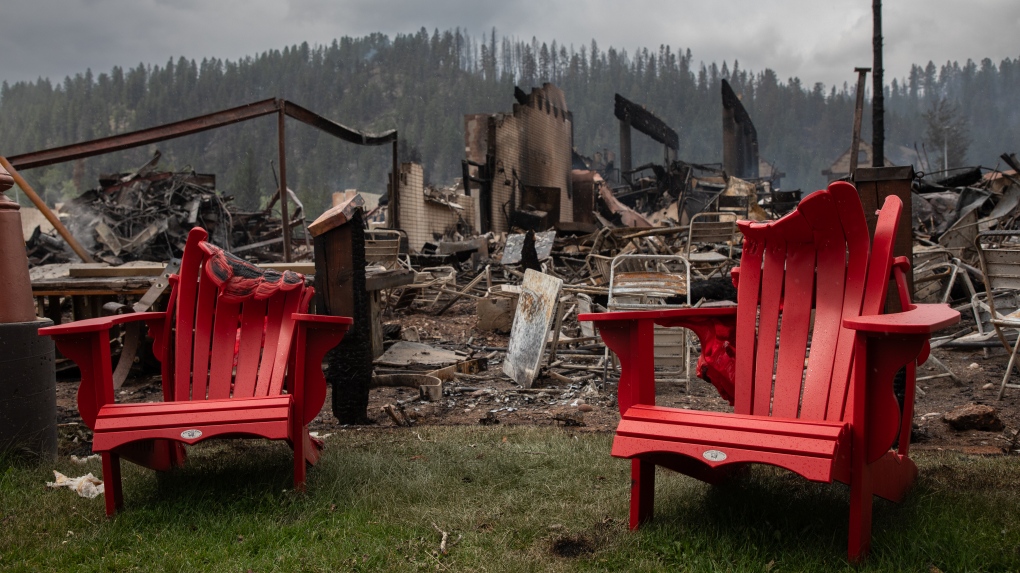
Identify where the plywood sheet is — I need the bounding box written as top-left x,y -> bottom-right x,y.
503,269 -> 563,387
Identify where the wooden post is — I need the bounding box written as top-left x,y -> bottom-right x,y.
309,195 -> 372,424
849,68 -> 871,178
854,166 -> 914,312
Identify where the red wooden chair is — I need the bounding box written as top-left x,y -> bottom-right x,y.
39,228 -> 352,516
580,181 -> 960,561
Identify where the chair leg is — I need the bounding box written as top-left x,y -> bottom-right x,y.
848,466 -> 874,563
997,332 -> 1020,400
101,452 -> 123,517
293,424 -> 307,492
630,459 -> 655,529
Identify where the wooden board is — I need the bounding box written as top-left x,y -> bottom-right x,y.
503,269 -> 563,388
31,277 -> 154,296
69,262 -> 165,277
259,262 -> 315,274
373,341 -> 463,369
365,269 -> 415,291
308,194 -> 365,237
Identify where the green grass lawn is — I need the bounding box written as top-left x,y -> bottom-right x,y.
2,427 -> 1019,572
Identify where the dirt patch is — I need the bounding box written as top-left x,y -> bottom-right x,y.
549,535 -> 596,558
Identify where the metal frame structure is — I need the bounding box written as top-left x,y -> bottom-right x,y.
6,99 -> 398,262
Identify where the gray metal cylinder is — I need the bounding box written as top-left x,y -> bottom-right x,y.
0,319 -> 57,461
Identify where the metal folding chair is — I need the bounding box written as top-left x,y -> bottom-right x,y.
606,254 -> 693,390
912,247 -> 976,384
973,231 -> 1020,399
685,212 -> 739,279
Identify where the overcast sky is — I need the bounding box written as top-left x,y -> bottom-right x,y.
2,0 -> 1018,92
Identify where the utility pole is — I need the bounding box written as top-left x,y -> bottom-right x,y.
872,0 -> 885,167
850,67 -> 871,178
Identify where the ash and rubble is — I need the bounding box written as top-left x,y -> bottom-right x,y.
328,85 -> 1020,445
24,83 -> 1020,451
25,152 -> 309,266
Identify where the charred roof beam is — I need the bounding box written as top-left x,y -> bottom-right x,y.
613,94 -> 679,151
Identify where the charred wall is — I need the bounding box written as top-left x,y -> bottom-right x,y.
721,79 -> 759,180
396,162 -> 476,251
467,84 -> 574,234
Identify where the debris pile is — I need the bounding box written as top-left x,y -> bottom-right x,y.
67,165 -> 231,264
914,153 -> 1020,268
26,153 -> 309,266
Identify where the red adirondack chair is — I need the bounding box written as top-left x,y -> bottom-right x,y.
39,228 -> 352,516
579,181 -> 960,561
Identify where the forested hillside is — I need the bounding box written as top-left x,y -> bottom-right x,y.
1,28 -> 1017,218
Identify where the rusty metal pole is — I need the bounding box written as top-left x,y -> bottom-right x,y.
277,105 -> 292,262
0,156 -> 94,263
391,137 -> 399,229
0,161 -> 57,460
849,67 -> 871,178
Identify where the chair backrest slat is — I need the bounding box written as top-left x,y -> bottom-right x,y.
253,296 -> 287,397
232,298 -> 268,398
731,182 -> 900,423
798,192 -> 849,420
173,231 -> 205,402
752,241 -> 786,415
166,228 -> 310,404
189,269 -> 219,399
207,299 -> 241,400
771,237 -> 816,418
824,185 -> 873,420
268,289 -> 303,396
732,238 -> 763,416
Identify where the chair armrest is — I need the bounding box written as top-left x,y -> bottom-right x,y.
843,303 -> 960,335
579,306 -> 736,324
846,304 -> 960,465
292,313 -> 354,328
291,314 -> 353,425
580,306 -> 740,412
38,311 -> 165,336
39,312 -> 169,429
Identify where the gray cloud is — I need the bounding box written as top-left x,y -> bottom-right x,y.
1,0 -> 1017,92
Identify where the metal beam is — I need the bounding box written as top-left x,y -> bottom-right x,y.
281,100 -> 396,146
7,98 -> 398,263
613,94 -> 679,151
8,99 -> 281,170
277,109 -> 291,262
7,98 -> 398,171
